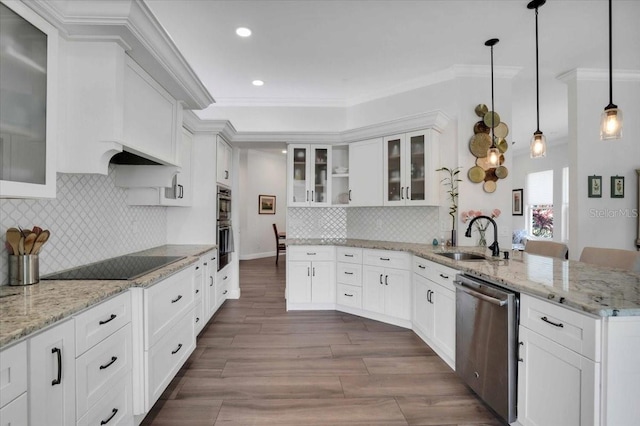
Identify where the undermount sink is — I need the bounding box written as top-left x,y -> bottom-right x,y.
436,252 -> 487,261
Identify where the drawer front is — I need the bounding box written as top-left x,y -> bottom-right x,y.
147,309 -> 195,407
337,284 -> 362,309
288,245 -> 335,262
337,263 -> 362,286
0,341 -> 27,408
217,269 -> 231,304
76,373 -> 133,426
0,392 -> 27,426
520,294 -> 601,361
145,265 -> 195,350
76,324 -> 132,417
428,262 -> 458,292
194,297 -> 205,334
363,249 -> 411,269
412,256 -> 433,279
336,247 -> 362,264
75,291 -> 131,356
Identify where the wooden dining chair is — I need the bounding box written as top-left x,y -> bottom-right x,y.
579,247 -> 640,272
273,223 -> 286,265
524,240 -> 569,259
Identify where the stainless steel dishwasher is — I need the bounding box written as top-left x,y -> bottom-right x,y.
454,274 -> 519,424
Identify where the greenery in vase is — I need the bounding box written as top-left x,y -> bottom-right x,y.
436,167 -> 461,230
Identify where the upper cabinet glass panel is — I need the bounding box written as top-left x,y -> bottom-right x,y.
292,147 -> 307,203
409,134 -> 425,201
0,2 -> 47,185
313,147 -> 328,204
386,138 -> 402,202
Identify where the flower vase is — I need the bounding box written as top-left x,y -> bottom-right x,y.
477,229 -> 487,247
450,229 -> 457,247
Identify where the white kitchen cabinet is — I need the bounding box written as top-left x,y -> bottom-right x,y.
193,258 -> 205,335
287,246 -> 336,309
348,138 -> 383,206
29,319 -> 76,426
287,144 -> 332,207
517,294 -> 600,426
331,144 -> 349,205
0,0 -> 59,199
383,130 -> 439,206
217,136 -> 233,187
0,341 -> 27,425
76,374 -> 133,426
361,250 -> 411,324
203,251 -> 218,322
216,265 -> 233,311
159,128 -> 193,206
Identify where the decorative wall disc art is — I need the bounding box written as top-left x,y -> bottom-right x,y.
468,103 -> 510,192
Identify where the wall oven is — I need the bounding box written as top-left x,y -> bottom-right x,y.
217,185 -> 233,271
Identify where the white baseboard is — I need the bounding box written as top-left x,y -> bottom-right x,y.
239,251 -> 283,260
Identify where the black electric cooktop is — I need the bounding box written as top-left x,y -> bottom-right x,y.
41,255 -> 186,280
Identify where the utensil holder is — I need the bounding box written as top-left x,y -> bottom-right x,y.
9,255 -> 39,286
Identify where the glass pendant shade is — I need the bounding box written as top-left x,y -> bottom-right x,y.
600,106 -> 623,140
530,131 -> 547,158
487,146 -> 501,167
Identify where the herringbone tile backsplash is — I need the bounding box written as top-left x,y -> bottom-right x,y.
1,166 -> 166,285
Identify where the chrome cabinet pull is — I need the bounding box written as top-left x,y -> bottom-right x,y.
51,347 -> 62,386
171,343 -> 183,355
171,295 -> 182,303
99,314 -> 117,325
541,316 -> 564,328
99,356 -> 118,370
100,408 -> 118,425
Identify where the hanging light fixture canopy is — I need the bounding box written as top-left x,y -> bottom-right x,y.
528,0 -> 547,159
601,0 -> 623,140
485,38 -> 501,168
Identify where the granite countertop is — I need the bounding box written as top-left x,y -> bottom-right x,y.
0,244 -> 215,348
286,238 -> 640,317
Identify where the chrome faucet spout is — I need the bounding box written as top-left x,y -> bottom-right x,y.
464,215 -> 500,257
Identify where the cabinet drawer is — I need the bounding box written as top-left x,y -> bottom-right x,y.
336,247 -> 362,264
337,263 -> 362,286
428,263 -> 458,292
0,341 -> 27,408
194,297 -> 205,334
288,246 -> 335,262
520,294 -> 601,361
363,249 -> 411,269
217,269 -> 231,303
337,284 -> 362,309
0,392 -> 26,426
412,256 -> 433,279
147,309 -> 195,407
75,291 -> 131,357
76,373 -> 133,426
76,324 -> 132,417
145,265 -> 195,350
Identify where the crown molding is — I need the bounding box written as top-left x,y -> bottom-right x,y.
24,0 -> 214,109
212,97 -> 347,108
557,68 -> 640,83
341,110 -> 451,143
452,64 -> 523,79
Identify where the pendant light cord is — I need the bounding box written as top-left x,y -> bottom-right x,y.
535,6 -> 541,133
608,0 -> 613,106
490,44 -> 495,143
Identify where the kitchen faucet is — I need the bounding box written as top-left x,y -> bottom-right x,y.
465,215 -> 500,257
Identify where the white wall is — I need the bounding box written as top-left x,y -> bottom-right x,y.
565,71 -> 640,257
238,149 -> 287,259
512,143 -> 569,242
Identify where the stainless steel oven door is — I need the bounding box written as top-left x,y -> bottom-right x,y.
217,221 -> 234,271
217,192 -> 231,221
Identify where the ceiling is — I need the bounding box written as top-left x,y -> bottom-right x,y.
146,0 -> 640,150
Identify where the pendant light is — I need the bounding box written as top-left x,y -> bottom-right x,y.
485,38 -> 501,167
600,0 -> 623,140
528,0 -> 546,159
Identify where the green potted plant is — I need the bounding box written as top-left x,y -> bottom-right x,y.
436,166 -> 461,246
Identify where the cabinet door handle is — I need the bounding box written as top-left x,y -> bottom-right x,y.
51,347 -> 62,386
307,267 -> 310,276
426,290 -> 430,303
196,317 -> 200,323
344,271 -> 354,275
380,257 -> 390,261
100,408 -> 118,425
195,289 -> 200,294
312,267 -> 315,277
306,190 -> 309,202
196,265 -> 200,270
348,189 -> 352,201
204,262 -> 207,266
223,290 -> 228,295
406,186 -> 410,200
307,252 -> 317,255
171,295 -> 183,303
210,276 -> 214,286
225,170 -> 229,179
311,190 -> 314,201
344,293 -> 353,297
418,264 -> 426,269
439,273 -> 449,279
384,275 -> 388,285
178,184 -> 184,199
99,314 -> 117,325
211,256 -> 216,261
171,343 -> 183,355
379,274 -> 383,285
223,276 -> 228,280
400,186 -> 404,200
541,316 -> 564,328
344,254 -> 354,257
99,356 -> 118,370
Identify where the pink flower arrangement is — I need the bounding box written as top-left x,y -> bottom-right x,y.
461,209 -> 501,246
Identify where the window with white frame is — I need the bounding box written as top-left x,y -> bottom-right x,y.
526,170 -> 553,239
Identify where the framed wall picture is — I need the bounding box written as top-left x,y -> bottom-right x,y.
258,194 -> 276,214
611,175 -> 624,198
512,189 -> 523,216
588,175 -> 602,198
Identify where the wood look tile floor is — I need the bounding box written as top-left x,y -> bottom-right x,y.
141,256 -> 504,426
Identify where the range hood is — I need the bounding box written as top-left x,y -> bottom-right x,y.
110,151 -> 163,166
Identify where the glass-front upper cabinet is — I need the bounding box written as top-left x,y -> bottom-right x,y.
0,1 -> 58,198
383,130 -> 439,206
287,144 -> 331,207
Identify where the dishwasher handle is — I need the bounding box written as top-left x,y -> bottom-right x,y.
454,280 -> 508,306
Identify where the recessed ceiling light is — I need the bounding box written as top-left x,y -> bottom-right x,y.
252,80 -> 264,86
236,27 -> 252,37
